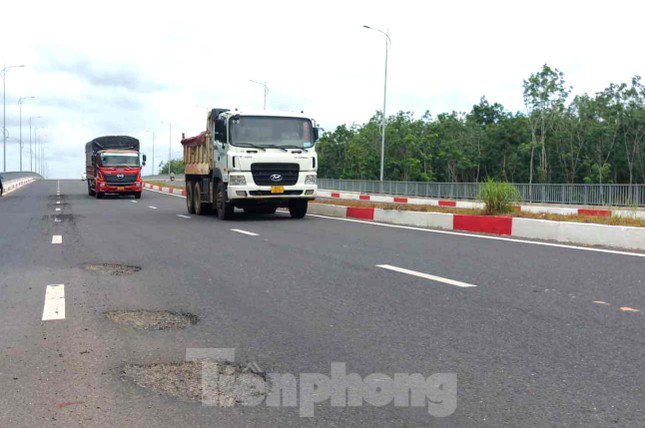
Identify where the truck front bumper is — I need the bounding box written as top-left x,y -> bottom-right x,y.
226,172 -> 316,201
97,182 -> 143,193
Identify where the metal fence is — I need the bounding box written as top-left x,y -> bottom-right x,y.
318,178 -> 645,207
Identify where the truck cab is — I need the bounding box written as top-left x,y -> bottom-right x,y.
85,136 -> 145,199
183,109 -> 320,219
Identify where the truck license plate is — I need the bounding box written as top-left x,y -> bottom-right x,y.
117,186 -> 125,191
270,186 -> 284,194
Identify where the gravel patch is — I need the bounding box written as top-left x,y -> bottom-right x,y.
104,310 -> 198,330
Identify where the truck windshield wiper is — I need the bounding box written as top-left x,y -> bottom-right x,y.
263,145 -> 289,152
233,143 -> 266,151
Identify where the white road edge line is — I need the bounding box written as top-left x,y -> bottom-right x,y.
42,284 -> 65,321
51,235 -> 62,244
307,214 -> 645,259
231,228 -> 259,237
376,264 -> 477,288
148,205 -> 158,210
177,214 -> 191,219
146,190 -> 644,259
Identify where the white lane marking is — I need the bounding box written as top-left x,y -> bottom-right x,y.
376,264 -> 477,288
54,217 -> 61,223
148,205 -> 158,210
231,228 -> 259,237
308,214 -> 645,259
143,188 -> 185,198
51,235 -> 62,244
177,214 -> 191,219
131,200 -> 138,203
42,284 -> 65,321
55,207 -> 61,212
56,201 -> 61,205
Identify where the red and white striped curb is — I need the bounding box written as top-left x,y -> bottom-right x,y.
2,177 -> 36,196
309,203 -> 645,251
316,190 -> 643,219
143,182 -> 186,196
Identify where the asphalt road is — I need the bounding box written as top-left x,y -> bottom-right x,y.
0,180 -> 643,426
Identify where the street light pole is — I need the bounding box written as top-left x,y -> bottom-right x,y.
151,131 -> 155,176
29,116 -> 40,172
2,64 -> 25,172
18,96 -> 35,171
363,25 -> 391,182
249,80 -> 268,110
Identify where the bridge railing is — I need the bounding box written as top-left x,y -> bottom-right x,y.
318,179 -> 645,207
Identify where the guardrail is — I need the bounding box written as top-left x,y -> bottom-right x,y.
318,179 -> 645,207
1,171 -> 42,181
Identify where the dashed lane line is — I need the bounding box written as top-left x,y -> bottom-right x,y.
177,214 -> 191,219
148,206 -> 158,210
51,235 -> 62,244
42,284 -> 65,321
376,264 -> 477,288
231,228 -> 259,237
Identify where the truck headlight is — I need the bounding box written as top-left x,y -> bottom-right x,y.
229,174 -> 246,186
305,174 -> 317,185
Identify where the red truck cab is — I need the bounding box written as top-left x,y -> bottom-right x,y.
85,136 -> 146,199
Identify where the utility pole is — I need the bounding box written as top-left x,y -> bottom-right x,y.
363,25 -> 391,183
152,131 -> 155,176
2,64 -> 25,171
29,116 -> 40,171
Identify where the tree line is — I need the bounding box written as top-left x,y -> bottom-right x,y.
317,65 -> 645,184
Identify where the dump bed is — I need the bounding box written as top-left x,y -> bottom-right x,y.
181,131 -> 213,175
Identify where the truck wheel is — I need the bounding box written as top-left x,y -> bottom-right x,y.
96,191 -> 103,199
193,181 -> 211,215
215,181 -> 234,220
185,181 -> 196,214
87,181 -> 95,196
134,192 -> 142,199
288,199 -> 308,218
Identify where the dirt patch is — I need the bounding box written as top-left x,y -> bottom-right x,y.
42,214 -> 78,222
84,263 -> 141,276
121,360 -> 268,405
104,310 -> 198,330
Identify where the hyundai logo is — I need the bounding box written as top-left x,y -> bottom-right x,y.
270,174 -> 283,182
116,173 -> 125,179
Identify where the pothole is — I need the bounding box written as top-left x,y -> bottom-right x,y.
43,214 -> 77,222
84,263 -> 141,276
104,310 -> 198,330
121,360 -> 268,405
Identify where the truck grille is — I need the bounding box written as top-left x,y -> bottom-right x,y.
251,163 -> 299,186
105,173 -> 137,185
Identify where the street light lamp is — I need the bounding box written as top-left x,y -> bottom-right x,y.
18,96 -> 35,171
1,64 -> 25,172
249,80 -> 268,110
363,25 -> 391,182
29,116 -> 41,172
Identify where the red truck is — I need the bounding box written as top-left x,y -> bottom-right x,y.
85,136 -> 146,199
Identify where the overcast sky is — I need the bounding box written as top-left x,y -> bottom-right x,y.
1,0 -> 643,178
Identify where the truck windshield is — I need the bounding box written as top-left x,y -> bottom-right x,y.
229,116 -> 314,149
100,153 -> 139,167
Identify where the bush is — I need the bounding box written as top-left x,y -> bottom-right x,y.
479,178 -> 520,215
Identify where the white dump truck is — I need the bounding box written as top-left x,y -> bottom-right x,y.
182,109 -> 320,219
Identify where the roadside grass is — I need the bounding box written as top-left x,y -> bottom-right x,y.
145,180 -> 184,189
314,198 -> 645,228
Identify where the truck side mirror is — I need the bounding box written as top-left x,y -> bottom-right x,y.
142,154 -> 147,166
314,127 -> 323,141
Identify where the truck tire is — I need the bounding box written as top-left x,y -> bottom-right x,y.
185,180 -> 196,214
96,191 -> 103,199
215,181 -> 234,220
193,181 -> 211,215
134,192 -> 142,199
88,181 -> 95,196
288,199 -> 308,218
